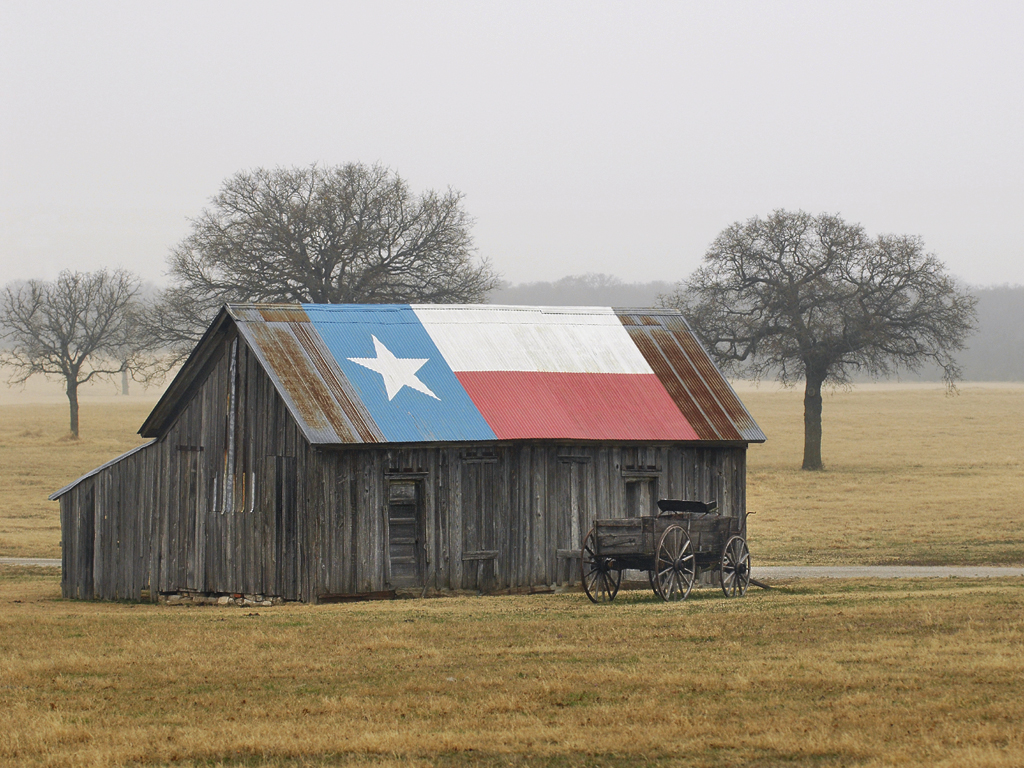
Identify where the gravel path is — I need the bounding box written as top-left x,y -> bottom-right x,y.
754,565 -> 1024,579
0,558 -> 61,567
2,559 -> 1022,579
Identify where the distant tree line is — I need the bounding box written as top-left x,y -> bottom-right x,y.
491,273 -> 674,308
909,285 -> 1024,382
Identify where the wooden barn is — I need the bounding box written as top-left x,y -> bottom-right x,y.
52,304 -> 765,603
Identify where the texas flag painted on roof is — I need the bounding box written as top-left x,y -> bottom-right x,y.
304,305 -> 497,442
304,304 -> 697,443
222,303 -> 765,445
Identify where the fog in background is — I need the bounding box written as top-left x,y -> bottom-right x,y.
493,278 -> 1024,381
2,1 -> 1023,289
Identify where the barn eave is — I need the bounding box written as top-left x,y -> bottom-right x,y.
49,439 -> 158,500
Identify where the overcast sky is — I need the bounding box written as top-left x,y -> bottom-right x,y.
2,1 -> 1022,289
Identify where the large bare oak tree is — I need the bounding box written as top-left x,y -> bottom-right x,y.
152,163 -> 499,357
662,210 -> 977,470
1,269 -> 161,436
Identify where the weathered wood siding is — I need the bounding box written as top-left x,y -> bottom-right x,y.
301,442 -> 746,600
59,328 -> 749,602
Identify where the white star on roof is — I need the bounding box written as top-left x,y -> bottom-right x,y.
348,336 -> 440,401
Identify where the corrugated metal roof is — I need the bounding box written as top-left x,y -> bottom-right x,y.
414,305 -> 652,373
208,303 -> 763,446
616,309 -> 766,443
303,304 -> 498,442
236,319 -> 384,444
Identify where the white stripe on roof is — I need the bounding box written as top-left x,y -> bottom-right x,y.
412,305 -> 654,374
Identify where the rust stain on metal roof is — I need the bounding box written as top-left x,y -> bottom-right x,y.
289,323 -> 384,443
259,306 -> 311,323
624,327 -> 718,439
616,310 -> 763,443
243,322 -> 359,443
233,312 -> 386,444
660,315 -> 763,440
227,306 -> 264,323
649,327 -> 742,441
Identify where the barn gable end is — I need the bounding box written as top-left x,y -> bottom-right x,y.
57,320 -> 312,600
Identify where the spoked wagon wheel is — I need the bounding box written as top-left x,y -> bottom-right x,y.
720,535 -> 751,597
653,525 -> 696,602
581,528 -> 622,603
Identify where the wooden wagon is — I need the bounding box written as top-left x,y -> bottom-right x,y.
581,500 -> 751,602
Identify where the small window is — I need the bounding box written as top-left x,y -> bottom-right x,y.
625,477 -> 659,518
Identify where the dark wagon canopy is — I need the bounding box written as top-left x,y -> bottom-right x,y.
51,303 -> 764,604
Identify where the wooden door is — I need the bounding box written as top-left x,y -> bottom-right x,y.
460,457 -> 499,591
556,458 -> 592,585
387,480 -> 423,588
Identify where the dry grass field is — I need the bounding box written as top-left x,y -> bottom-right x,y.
740,383 -> 1024,566
2,378 -> 1021,565
0,386 -> 156,558
2,380 -> 1023,766
1,567 -> 1023,767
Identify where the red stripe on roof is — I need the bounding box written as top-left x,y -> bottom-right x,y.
456,371 -> 699,441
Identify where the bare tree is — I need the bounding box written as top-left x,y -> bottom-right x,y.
153,163 -> 499,354
0,269 -> 161,436
662,210 -> 977,470
138,284 -> 223,365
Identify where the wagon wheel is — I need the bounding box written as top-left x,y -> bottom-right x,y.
653,525 -> 696,602
720,535 -> 751,597
648,563 -> 698,594
581,528 -> 622,603
648,566 -> 694,596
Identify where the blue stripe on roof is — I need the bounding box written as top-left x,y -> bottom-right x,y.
303,304 -> 496,442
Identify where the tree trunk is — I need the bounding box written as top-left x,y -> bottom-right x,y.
802,373 -> 825,470
121,367 -> 130,396
67,379 -> 80,438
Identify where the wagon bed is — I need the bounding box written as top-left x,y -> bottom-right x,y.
582,499 -> 751,602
